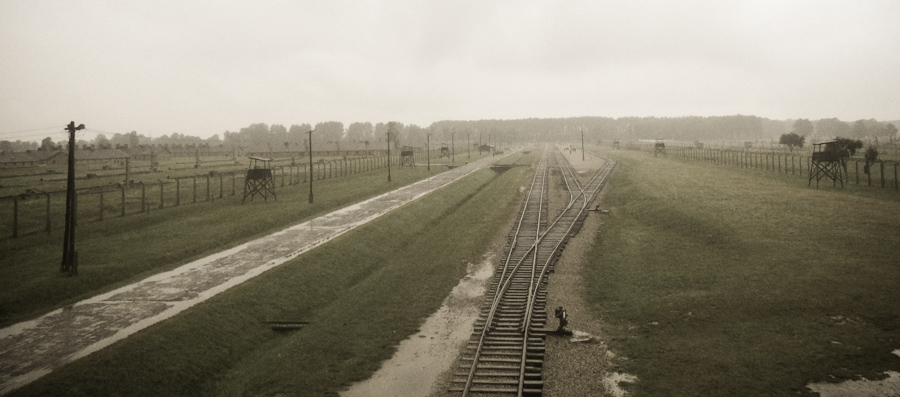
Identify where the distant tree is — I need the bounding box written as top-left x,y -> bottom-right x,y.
887,123 -> 898,143
127,131 -> 140,147
827,137 -> 864,172
95,134 -> 110,148
402,124 -> 426,147
851,120 -> 868,139
288,124 -> 312,148
815,118 -> 850,138
270,124 -> 287,136
40,137 -> 55,151
346,122 -> 374,143
779,132 -> 805,152
385,122 -> 403,149
792,119 -> 814,137
313,121 -> 344,150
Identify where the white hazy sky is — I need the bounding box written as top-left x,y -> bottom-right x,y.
2,0 -> 899,141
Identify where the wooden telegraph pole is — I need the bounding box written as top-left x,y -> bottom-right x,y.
61,121 -> 84,276
581,128 -> 585,161
427,132 -> 431,172
307,130 -> 314,203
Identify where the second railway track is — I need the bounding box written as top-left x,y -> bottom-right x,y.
449,146 -> 616,396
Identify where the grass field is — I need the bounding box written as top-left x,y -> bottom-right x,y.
0,151 -> 492,328
585,147 -> 900,396
8,151 -> 534,397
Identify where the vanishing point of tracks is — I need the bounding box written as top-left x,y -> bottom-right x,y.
449,146 -> 616,396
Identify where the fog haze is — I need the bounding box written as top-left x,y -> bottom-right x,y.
2,0 -> 899,140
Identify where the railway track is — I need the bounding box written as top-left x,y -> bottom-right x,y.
449,146 -> 616,396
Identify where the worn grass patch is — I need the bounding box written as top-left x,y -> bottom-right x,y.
10,152 -> 536,397
585,148 -> 900,396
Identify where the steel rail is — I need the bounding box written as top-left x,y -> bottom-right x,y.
456,148 -> 616,396
460,148 -> 550,397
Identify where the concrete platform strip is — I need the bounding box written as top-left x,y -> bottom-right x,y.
0,155 -> 505,395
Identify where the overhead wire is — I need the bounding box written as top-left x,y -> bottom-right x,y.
0,126 -> 131,143
0,126 -> 66,141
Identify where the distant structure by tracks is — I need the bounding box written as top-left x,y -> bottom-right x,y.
449,146 -> 615,396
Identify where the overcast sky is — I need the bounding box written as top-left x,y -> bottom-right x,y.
2,0 -> 899,141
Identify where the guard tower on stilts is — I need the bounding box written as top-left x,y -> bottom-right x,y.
243,156 -> 276,203
653,140 -> 666,157
399,146 -> 415,167
808,141 -> 843,188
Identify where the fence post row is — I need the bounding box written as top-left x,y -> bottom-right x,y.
666,144 -> 899,191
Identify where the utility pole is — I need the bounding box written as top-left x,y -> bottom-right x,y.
467,132 -> 470,160
307,130 -> 314,203
61,121 -> 84,276
451,131 -> 455,164
387,122 -> 392,182
426,133 -> 431,172
581,128 -> 585,161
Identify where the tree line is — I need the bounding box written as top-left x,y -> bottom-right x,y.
7,115 -> 899,154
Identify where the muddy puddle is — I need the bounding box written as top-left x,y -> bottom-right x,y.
340,255 -> 495,397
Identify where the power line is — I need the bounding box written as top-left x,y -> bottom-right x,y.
0,125 -> 64,136
0,126 -> 66,141
0,126 -> 128,142
0,125 -> 63,135
0,130 -> 68,141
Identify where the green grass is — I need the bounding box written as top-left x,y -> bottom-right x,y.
585,147 -> 900,396
10,151 -> 536,397
0,153 -> 492,328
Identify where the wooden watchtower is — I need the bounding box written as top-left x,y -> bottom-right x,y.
439,144 -> 451,158
808,141 -> 843,188
243,156 -> 276,203
399,146 -> 415,167
654,141 -> 666,157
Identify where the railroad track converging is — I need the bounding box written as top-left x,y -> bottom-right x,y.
449,146 -> 616,396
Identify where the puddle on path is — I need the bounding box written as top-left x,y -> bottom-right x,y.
340,255 -> 495,397
602,372 -> 637,397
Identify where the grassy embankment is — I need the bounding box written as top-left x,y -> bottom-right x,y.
0,152 -> 491,328
10,151 -> 535,397
585,147 -> 900,396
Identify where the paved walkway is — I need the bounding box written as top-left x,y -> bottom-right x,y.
0,154 -> 508,395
